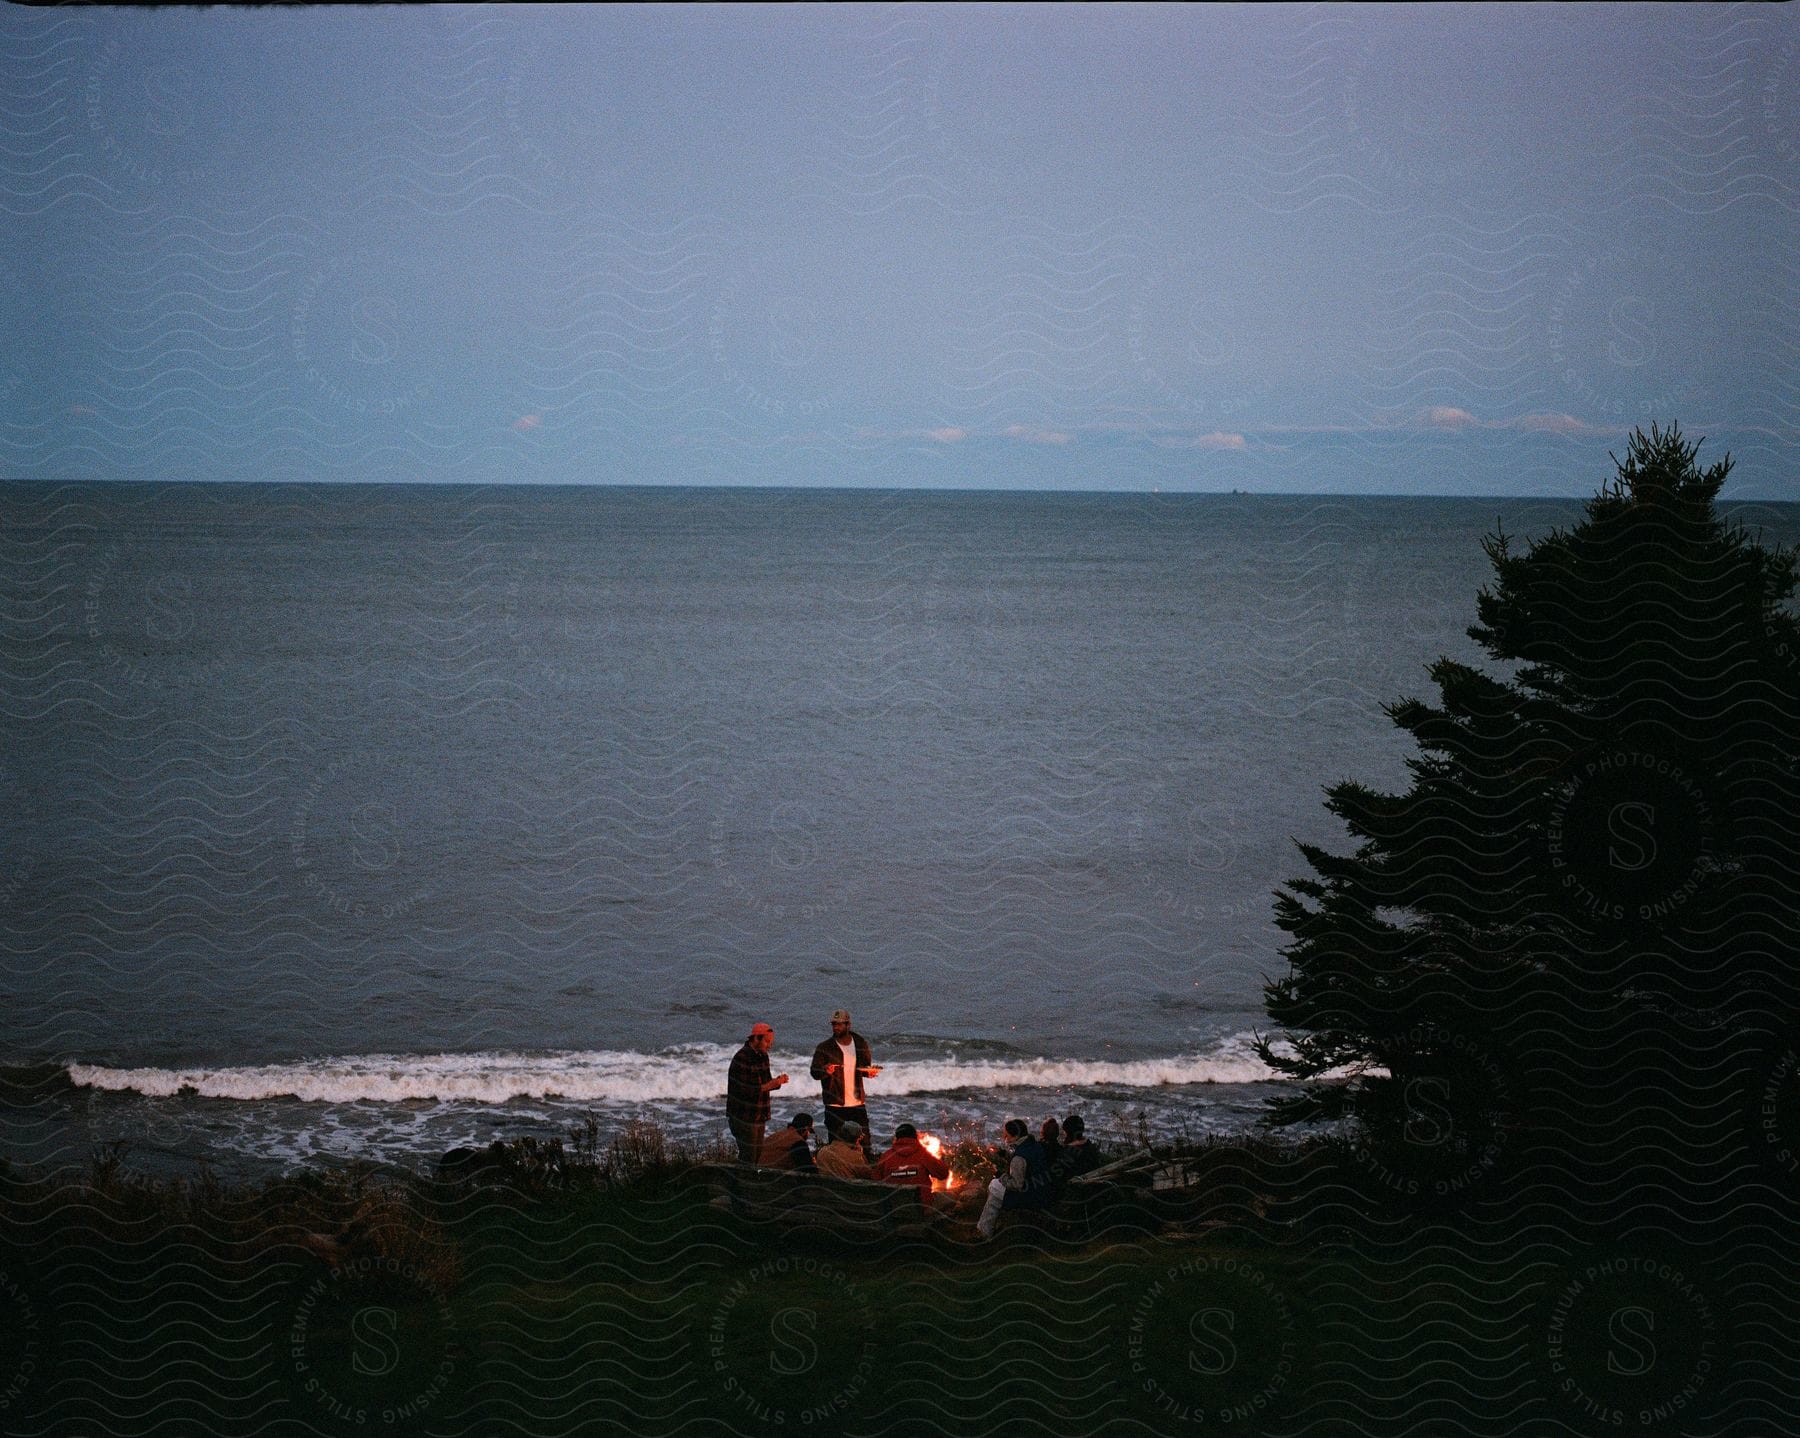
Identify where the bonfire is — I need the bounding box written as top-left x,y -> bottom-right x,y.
917,1132 -> 956,1191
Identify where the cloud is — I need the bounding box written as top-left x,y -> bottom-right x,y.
1507,411 -> 1600,436
67,403 -> 98,417
512,413 -> 542,432
1152,430 -> 1252,453
1417,406 -> 1608,437
926,426 -> 968,443
1003,424 -> 1072,445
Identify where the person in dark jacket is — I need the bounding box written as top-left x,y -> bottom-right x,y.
1039,1117 -> 1062,1172
976,1118 -> 1053,1238
1050,1112 -> 1102,1193
809,1008 -> 880,1153
726,1022 -> 788,1164
758,1113 -> 817,1172
874,1122 -> 950,1205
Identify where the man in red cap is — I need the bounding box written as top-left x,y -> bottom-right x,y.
810,1008 -> 880,1155
726,1022 -> 788,1164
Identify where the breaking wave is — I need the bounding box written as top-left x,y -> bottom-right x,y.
66,1035 -> 1283,1106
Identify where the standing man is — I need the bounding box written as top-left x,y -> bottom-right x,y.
726,1022 -> 788,1164
810,1008 -> 880,1153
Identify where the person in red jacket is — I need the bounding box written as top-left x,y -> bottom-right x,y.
873,1122 -> 950,1206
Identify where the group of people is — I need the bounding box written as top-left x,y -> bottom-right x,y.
973,1112 -> 1103,1238
726,1012 -> 1105,1238
725,1008 -> 879,1161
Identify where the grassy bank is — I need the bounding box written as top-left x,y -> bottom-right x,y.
0,1125 -> 1785,1435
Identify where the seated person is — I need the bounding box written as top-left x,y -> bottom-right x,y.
1050,1113 -> 1102,1192
976,1118 -> 1053,1238
758,1112 -> 817,1172
813,1120 -> 877,1181
873,1122 -> 950,1205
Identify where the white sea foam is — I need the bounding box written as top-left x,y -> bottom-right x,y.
66,1036 -> 1284,1105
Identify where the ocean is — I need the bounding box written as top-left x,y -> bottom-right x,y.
4,482 -> 1794,1176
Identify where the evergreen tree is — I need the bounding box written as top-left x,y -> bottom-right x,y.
1256,425 -> 1800,1179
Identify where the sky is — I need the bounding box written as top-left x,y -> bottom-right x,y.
1,2 -> 1796,496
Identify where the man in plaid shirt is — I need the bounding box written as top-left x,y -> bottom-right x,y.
726,1021 -> 789,1163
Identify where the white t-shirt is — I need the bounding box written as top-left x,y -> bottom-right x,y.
837,1039 -> 856,1107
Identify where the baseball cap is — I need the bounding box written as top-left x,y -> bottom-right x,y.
839,1121 -> 864,1141
831,1009 -> 851,1023
749,1022 -> 774,1037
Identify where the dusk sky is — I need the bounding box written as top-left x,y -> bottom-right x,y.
2,3 -> 1796,495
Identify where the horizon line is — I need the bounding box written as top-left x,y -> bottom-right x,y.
3,476 -> 1796,504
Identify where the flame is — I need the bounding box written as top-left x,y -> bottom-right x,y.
917,1131 -> 955,1191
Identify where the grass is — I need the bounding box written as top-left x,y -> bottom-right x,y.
0,1125 -> 1775,1435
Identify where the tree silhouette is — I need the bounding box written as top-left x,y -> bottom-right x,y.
1257,425 -> 1800,1194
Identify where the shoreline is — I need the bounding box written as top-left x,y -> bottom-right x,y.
0,1075 -> 1283,1185
1,1034 -> 1289,1180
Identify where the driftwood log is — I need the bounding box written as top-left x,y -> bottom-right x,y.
1066,1147 -> 1156,1187
695,1163 -> 942,1236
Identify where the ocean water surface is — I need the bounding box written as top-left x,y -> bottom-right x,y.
5,482 -> 1792,1174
